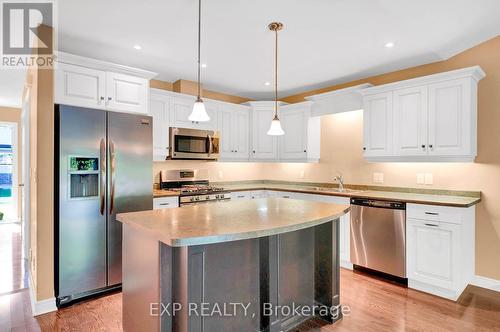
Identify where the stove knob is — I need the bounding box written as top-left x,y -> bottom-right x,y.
195,196 -> 200,201
220,194 -> 225,199
206,195 -> 210,200
190,197 -> 195,202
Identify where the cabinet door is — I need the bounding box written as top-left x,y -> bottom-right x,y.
218,108 -> 234,159
153,197 -> 179,209
55,63 -> 106,109
393,86 -> 428,156
428,78 -> 472,156
251,108 -> 278,160
407,219 -> 458,290
149,93 -> 171,161
363,92 -> 393,157
279,107 -> 308,160
106,72 -> 149,114
233,109 -> 250,160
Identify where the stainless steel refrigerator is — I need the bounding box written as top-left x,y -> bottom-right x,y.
55,105 -> 152,306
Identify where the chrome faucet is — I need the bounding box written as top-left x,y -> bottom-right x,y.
333,175 -> 344,192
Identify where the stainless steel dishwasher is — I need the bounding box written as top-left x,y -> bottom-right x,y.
350,198 -> 406,279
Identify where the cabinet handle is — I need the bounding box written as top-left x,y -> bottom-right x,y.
429,144 -> 434,149
424,212 -> 439,216
424,223 -> 439,227
363,147 -> 366,151
235,150 -> 237,153
303,150 -> 307,153
282,195 -> 290,199
253,150 -> 256,153
99,96 -> 105,105
421,144 -> 426,149
237,195 -> 245,198
159,203 -> 170,206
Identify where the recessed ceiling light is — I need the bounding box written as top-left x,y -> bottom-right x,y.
133,45 -> 142,50
264,82 -> 271,86
201,63 -> 207,68
385,42 -> 395,48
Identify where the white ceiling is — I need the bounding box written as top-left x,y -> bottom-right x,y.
2,0 -> 499,104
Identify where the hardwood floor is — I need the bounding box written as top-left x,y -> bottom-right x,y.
1,268 -> 499,331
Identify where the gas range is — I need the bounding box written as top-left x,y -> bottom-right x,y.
159,169 -> 231,205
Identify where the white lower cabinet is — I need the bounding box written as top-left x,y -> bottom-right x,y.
406,203 -> 474,300
153,196 -> 179,209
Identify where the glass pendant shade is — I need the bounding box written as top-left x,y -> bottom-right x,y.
267,117 -> 285,136
189,98 -> 210,122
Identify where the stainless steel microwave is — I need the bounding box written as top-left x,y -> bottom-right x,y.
168,127 -> 220,160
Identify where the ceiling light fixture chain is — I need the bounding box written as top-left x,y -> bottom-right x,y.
189,0 -> 210,122
267,22 -> 285,136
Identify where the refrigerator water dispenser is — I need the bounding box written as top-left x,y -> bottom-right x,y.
68,156 -> 99,199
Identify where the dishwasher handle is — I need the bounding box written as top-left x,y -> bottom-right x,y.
351,198 -> 406,210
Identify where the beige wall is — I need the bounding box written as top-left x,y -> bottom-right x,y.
270,36 -> 500,280
0,107 -> 22,218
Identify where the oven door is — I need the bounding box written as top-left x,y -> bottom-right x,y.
169,128 -> 220,160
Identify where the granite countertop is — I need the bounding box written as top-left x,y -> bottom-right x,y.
152,181 -> 481,208
117,198 -> 349,247
214,182 -> 481,208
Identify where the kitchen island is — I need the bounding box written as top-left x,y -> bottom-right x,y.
117,198 -> 350,332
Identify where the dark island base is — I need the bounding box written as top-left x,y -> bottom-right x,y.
122,219 -> 341,332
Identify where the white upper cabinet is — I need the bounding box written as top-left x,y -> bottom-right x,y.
149,89 -> 171,161
248,102 -> 279,160
105,72 -> 149,114
362,92 -> 393,157
218,104 -> 250,161
279,101 -> 319,162
279,103 -> 309,161
393,86 -> 428,156
361,66 -> 485,162
428,78 -> 473,157
55,63 -> 106,109
55,52 -> 156,114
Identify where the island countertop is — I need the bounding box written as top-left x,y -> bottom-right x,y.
117,198 -> 350,247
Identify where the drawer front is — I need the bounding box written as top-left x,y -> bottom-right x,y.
407,203 -> 463,225
153,197 -> 179,209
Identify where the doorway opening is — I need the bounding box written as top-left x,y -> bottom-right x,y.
0,123 -> 18,224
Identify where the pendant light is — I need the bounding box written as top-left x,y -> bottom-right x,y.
267,22 -> 285,136
188,0 -> 210,122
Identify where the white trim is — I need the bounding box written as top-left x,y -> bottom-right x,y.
359,66 -> 486,95
471,275 -> 500,292
305,83 -> 373,101
55,51 -> 158,79
340,261 -> 353,270
28,273 -> 57,316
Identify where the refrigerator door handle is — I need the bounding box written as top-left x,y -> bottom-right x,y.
99,138 -> 106,215
109,140 -> 116,214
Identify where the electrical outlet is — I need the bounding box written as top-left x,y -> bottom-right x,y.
373,172 -> 384,183
300,170 -> 305,179
417,173 -> 425,184
425,173 -> 433,185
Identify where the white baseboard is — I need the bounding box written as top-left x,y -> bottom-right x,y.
471,274 -> 500,292
28,273 -> 57,316
340,260 -> 353,270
